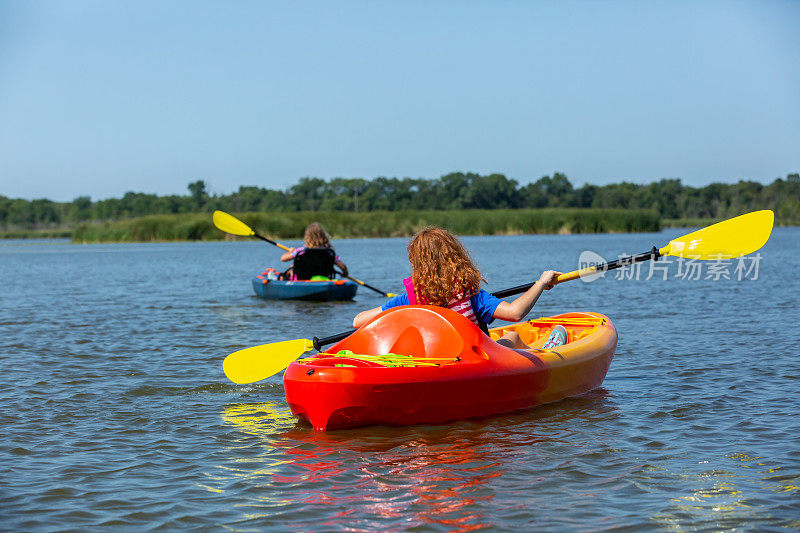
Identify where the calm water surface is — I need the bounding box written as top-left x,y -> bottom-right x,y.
1,229 -> 798,530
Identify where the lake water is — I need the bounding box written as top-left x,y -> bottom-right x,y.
1,228 -> 798,530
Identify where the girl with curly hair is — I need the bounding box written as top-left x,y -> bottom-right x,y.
279,222 -> 349,280
352,227 -> 566,349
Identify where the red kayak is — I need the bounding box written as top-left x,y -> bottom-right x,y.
283,305 -> 617,431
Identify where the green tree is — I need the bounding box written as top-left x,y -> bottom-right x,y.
462,174 -> 519,209
70,196 -> 93,222
188,180 -> 208,210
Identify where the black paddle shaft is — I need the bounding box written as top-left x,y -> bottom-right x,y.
254,233 -> 281,247
492,246 -> 661,298
334,270 -> 388,296
313,330 -> 356,351
350,279 -> 388,296
313,246 -> 660,351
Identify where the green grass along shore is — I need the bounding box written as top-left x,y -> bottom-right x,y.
0,228 -> 74,239
62,208 -> 659,242
3,210 -> 751,242
5,209 -> 784,242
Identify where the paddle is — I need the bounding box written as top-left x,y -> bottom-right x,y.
222,210 -> 774,384
223,339 -> 314,385
495,209 -> 774,296
333,268 -> 397,297
212,210 -> 397,297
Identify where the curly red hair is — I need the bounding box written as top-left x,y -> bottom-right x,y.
407,227 -> 484,306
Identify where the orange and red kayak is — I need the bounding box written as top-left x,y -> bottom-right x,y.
283,305 -> 617,431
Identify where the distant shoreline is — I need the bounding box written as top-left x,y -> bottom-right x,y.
3,172 -> 798,237
0,228 -> 73,239
2,211 -> 794,242
1,208 -> 660,242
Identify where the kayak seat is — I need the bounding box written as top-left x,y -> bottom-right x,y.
293,248 -> 336,280
335,305 -> 487,361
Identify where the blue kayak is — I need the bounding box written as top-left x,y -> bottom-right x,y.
252,274 -> 358,301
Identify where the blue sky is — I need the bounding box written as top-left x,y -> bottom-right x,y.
1,1 -> 798,201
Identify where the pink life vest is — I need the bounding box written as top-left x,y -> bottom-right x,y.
403,277 -> 479,326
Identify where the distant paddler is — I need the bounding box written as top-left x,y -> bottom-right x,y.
212,210 -> 397,297
277,222 -> 349,281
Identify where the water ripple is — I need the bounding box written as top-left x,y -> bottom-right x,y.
1,233 -> 798,529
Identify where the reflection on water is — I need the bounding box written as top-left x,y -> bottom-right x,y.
219,402 -> 297,436
210,383 -> 799,530
215,390 -> 622,530
650,453 -> 800,530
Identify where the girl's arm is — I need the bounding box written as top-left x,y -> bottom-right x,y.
492,270 -> 562,322
353,306 -> 383,328
335,259 -> 349,277
280,248 -> 295,262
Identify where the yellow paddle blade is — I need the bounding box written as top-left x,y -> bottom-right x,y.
223,338 -> 315,384
212,210 -> 255,237
659,210 -> 774,259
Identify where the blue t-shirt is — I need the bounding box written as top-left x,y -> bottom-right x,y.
381,289 -> 502,325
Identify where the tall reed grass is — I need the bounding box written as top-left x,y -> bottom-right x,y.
0,228 -> 73,239
661,217 -> 725,228
71,208 -> 660,243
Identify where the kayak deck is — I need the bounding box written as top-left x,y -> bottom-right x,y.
283,305 -> 617,430
252,274 -> 358,301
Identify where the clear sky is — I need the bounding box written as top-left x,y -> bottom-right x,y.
1,1 -> 798,201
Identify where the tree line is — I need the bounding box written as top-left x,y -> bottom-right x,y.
1,172 -> 798,230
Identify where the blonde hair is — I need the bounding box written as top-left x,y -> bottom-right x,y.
407,227 -> 484,306
304,222 -> 331,248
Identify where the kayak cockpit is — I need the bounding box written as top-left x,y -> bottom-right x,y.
488,313 -> 608,349
323,305 -> 489,364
